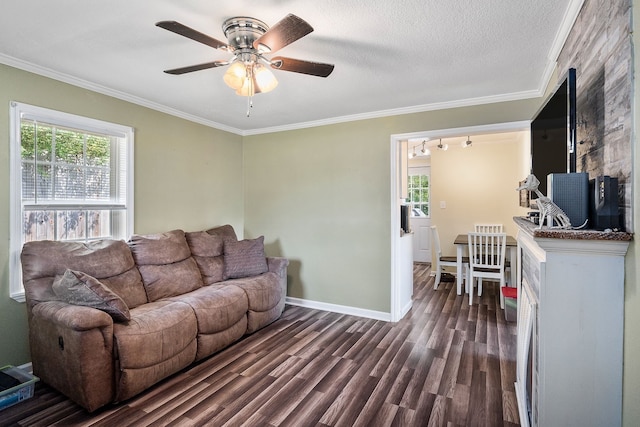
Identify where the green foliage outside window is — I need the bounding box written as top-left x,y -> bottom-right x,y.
20,120 -> 114,241
21,121 -> 110,166
407,174 -> 430,216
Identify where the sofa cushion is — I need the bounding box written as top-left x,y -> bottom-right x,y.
170,285 -> 248,334
113,300 -> 197,401
245,302 -> 285,334
137,257 -> 203,302
206,224 -> 238,244
129,230 -> 203,301
21,239 -> 147,310
168,284 -> 249,360
186,231 -> 225,285
223,236 -> 268,279
225,272 -> 284,333
225,272 -> 283,312
129,229 -> 192,265
52,269 -> 131,322
186,231 -> 224,257
99,267 -> 148,309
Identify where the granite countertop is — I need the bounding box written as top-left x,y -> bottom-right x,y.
513,217 -> 634,241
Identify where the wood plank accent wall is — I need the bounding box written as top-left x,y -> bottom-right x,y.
557,0 -> 633,231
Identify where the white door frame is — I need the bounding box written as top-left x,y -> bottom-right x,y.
389,121 -> 529,322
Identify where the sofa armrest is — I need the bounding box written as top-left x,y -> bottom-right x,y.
29,301 -> 115,412
267,256 -> 289,277
267,257 -> 289,297
32,300 -> 114,330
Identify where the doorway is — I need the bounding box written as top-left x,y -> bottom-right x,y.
389,121 -> 530,322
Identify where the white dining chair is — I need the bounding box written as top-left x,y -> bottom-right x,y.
474,223 -> 504,233
431,226 -> 469,290
474,224 -> 513,286
467,231 -> 508,307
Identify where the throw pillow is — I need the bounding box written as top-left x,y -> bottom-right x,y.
52,269 -> 131,322
224,236 -> 268,279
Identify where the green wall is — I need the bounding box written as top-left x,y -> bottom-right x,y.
0,64 -> 243,365
243,101 -> 541,313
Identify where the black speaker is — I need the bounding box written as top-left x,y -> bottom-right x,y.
547,173 -> 589,227
400,205 -> 410,233
590,176 -> 620,230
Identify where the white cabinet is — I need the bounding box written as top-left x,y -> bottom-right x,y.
514,218 -> 630,427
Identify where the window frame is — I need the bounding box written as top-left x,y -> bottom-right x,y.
9,101 -> 134,302
407,170 -> 430,218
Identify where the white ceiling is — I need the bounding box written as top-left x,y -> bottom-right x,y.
0,0 -> 581,135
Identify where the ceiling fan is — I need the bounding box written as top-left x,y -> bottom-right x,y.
156,14 -> 335,98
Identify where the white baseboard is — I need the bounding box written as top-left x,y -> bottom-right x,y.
285,297 -> 391,322
400,299 -> 413,319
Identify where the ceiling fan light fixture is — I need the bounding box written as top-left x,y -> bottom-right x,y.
253,63 -> 278,93
223,61 -> 247,90
226,61 -> 278,96
236,77 -> 258,96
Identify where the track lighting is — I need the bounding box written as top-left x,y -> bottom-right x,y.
462,136 -> 472,148
420,140 -> 430,156
437,139 -> 448,151
408,140 -> 430,159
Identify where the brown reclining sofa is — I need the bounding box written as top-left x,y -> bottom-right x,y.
20,225 -> 288,412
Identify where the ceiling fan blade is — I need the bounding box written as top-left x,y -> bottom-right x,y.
156,21 -> 230,51
270,56 -> 334,77
163,61 -> 229,75
253,14 -> 313,53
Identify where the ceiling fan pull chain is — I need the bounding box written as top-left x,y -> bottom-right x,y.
246,65 -> 254,117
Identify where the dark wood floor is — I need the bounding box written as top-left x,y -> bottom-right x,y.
0,264 -> 519,426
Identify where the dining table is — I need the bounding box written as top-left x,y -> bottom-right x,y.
452,233 -> 518,295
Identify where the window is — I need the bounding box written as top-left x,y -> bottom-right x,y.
407,173 -> 430,217
9,102 -> 134,301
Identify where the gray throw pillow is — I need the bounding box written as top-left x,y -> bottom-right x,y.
52,269 -> 131,322
224,236 -> 268,279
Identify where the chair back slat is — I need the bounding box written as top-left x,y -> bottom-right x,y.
474,223 -> 504,233
468,232 -> 507,270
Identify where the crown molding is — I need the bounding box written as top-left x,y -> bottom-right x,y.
242,89 -> 542,135
0,53 -> 244,135
2,49 -> 556,138
536,0 -> 585,95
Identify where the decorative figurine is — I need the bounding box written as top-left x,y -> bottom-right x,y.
516,174 -> 587,229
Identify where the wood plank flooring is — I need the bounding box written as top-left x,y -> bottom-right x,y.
0,264 -> 519,426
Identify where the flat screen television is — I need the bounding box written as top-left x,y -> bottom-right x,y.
530,68 -> 577,197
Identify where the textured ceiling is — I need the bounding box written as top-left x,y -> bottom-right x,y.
0,0 -> 581,135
